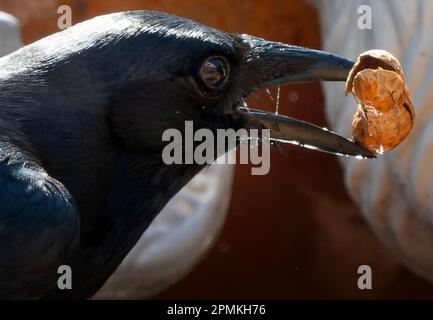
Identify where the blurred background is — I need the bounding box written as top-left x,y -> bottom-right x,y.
1,0 -> 433,299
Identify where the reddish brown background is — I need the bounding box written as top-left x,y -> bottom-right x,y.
2,0 -> 433,299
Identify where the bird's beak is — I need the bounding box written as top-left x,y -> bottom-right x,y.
233,34 -> 375,159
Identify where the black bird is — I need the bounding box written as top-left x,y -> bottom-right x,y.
0,10 -> 373,299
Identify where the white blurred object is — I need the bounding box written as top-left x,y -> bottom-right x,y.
0,11 -> 235,299
0,11 -> 22,56
314,0 -> 433,281
96,159 -> 234,299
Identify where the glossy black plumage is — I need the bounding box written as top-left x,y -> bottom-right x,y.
0,10 -> 234,299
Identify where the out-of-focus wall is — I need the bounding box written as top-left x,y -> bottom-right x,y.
2,0 -> 433,299
0,0 -> 319,46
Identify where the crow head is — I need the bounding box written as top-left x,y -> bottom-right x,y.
107,11 -> 374,159
0,10 -> 374,216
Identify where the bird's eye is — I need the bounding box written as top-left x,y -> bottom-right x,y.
200,56 -> 230,89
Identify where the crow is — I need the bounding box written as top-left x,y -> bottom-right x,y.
0,10 -> 373,299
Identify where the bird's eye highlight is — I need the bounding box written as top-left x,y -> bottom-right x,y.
200,56 -> 230,89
